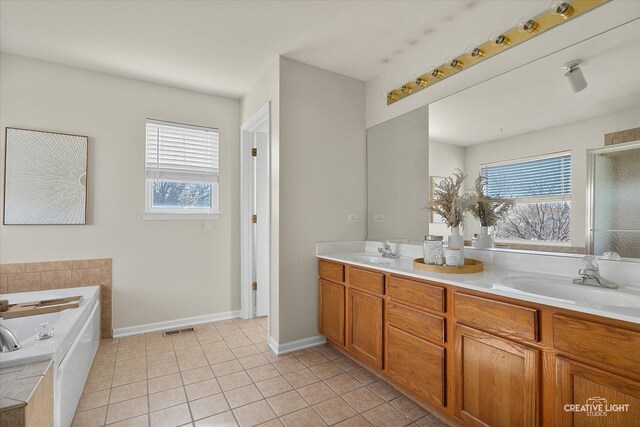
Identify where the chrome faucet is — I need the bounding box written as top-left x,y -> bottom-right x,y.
378,240 -> 398,258
572,255 -> 618,289
0,324 -> 21,353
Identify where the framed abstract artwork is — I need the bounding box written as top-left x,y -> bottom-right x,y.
3,127 -> 88,225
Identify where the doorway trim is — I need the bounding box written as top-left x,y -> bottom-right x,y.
240,102 -> 271,320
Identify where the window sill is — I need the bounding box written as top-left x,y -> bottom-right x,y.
142,212 -> 221,221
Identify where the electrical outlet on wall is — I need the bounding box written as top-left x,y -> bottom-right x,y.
347,215 -> 359,223
374,215 -> 384,223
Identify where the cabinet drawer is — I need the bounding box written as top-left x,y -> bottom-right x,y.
454,292 -> 538,342
387,275 -> 445,313
350,267 -> 384,295
386,325 -> 446,408
554,315 -> 640,373
387,301 -> 445,344
319,260 -> 344,283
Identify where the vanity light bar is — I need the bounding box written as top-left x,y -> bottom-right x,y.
386,0 -> 611,105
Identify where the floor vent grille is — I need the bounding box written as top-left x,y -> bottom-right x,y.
163,327 -> 196,337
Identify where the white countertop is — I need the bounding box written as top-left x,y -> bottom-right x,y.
318,251 -> 640,325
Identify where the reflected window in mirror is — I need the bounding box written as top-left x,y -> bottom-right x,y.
482,152 -> 572,244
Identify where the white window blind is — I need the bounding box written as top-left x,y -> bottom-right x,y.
481,152 -> 571,199
145,119 -> 219,182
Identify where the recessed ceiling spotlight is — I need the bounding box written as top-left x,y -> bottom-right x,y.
564,60 -> 587,93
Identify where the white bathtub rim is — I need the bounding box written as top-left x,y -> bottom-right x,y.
0,286 -> 100,368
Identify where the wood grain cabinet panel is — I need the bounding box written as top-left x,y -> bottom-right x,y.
556,357 -> 640,427
319,260 -> 344,283
454,292 -> 539,343
319,279 -> 345,346
454,324 -> 539,427
387,300 -> 445,344
348,288 -> 384,369
386,325 -> 446,408
388,275 -> 445,313
553,315 -> 640,373
349,267 -> 385,295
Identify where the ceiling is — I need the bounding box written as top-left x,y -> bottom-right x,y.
0,0 -> 549,98
429,18 -> 640,146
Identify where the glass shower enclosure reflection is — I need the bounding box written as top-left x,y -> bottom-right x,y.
589,141 -> 640,258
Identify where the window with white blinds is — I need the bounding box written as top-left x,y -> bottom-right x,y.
145,119 -> 219,182
144,119 -> 220,218
483,152 -> 572,243
481,152 -> 571,200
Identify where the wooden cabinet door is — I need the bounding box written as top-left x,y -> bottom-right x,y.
556,357 -> 640,427
348,288 -> 383,369
319,279 -> 345,346
386,324 -> 446,408
454,324 -> 539,427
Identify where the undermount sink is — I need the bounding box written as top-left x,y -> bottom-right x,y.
352,255 -> 397,266
496,276 -> 640,308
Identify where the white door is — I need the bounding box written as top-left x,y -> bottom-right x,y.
240,103 -> 270,320
255,131 -> 269,317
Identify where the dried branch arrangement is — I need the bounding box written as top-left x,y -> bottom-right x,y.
468,174 -> 515,227
429,169 -> 475,228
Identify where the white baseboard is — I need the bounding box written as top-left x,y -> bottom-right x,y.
269,334 -> 326,355
113,310 -> 241,338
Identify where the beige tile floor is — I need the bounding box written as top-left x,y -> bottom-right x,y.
72,317 -> 449,427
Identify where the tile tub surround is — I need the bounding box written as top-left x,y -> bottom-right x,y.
0,259 -> 112,338
0,360 -> 53,425
73,317 -> 448,427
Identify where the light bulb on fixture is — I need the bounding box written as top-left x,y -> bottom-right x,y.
517,17 -> 539,33
551,1 -> 575,19
490,33 -> 511,47
430,67 -> 445,79
400,85 -> 413,94
466,45 -> 485,58
563,60 -> 587,93
447,57 -> 464,70
414,76 -> 428,87
386,91 -> 399,101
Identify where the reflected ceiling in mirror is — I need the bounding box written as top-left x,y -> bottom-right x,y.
366,19 -> 640,258
429,20 -> 640,256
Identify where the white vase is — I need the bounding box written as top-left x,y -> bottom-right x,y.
475,226 -> 494,249
447,226 -> 465,266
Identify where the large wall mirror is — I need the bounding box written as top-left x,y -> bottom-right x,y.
367,18 -> 640,259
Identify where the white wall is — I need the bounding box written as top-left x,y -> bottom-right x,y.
428,140 -> 465,238
240,59 -> 281,342
279,57 -> 366,344
464,107 -> 640,245
0,53 -> 241,329
367,106 -> 429,243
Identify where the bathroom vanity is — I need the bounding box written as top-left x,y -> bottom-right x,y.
317,244 -> 640,427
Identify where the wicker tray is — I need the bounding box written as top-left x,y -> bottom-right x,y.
413,258 -> 483,274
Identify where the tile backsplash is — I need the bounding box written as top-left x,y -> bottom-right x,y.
0,259 -> 112,338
